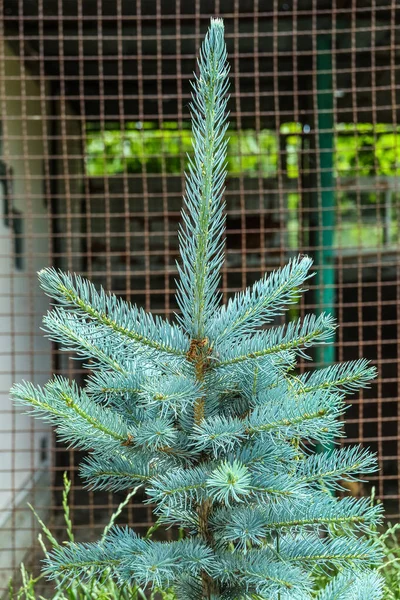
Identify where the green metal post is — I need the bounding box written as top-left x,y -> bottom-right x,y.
315,33 -> 336,368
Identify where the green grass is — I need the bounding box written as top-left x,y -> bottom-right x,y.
8,474 -> 174,600
312,488 -> 400,599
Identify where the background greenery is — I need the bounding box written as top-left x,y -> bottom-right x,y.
85,121 -> 400,251
85,121 -> 400,179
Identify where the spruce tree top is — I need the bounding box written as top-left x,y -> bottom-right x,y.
12,18 -> 384,600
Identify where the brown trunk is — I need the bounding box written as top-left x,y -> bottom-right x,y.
187,338 -> 219,599
201,570 -> 219,598
198,499 -> 219,598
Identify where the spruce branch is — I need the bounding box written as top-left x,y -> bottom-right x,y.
277,534 -> 382,569
299,446 -> 378,488
211,494 -> 383,549
86,369 -> 145,404
315,569 -> 385,600
44,309 -> 130,373
294,358 -> 377,395
146,465 -> 210,512
215,313 -> 337,367
210,551 -> 310,597
245,389 -> 346,446
11,377 -> 131,450
39,267 -> 189,363
137,374 -> 202,418
206,460 -> 252,505
176,17 -> 229,340
80,453 -> 155,492
209,254 -> 314,344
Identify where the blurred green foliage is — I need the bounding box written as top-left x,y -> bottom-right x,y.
85,122 -> 280,177
86,121 -> 400,179
85,121 -> 399,250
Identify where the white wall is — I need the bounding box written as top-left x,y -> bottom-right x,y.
0,41 -> 82,588
0,38 -> 52,504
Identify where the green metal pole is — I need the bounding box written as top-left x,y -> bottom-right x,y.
315,33 -> 336,368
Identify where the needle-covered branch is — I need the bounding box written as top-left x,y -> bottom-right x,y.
39,267 -> 190,365
209,254 -> 314,344
176,19 -> 229,339
215,313 -> 337,367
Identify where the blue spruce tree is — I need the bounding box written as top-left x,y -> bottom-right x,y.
12,18 -> 384,600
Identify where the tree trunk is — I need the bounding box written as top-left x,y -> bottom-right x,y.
189,338 -> 219,598
198,499 -> 219,598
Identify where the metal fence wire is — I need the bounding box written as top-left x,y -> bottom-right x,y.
0,0 -> 399,590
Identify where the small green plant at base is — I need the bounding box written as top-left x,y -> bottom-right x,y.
375,520 -> 400,599
312,488 -> 400,600
11,17 -> 385,600
8,473 -> 175,600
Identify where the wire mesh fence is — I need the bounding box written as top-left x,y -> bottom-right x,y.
0,0 -> 399,591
